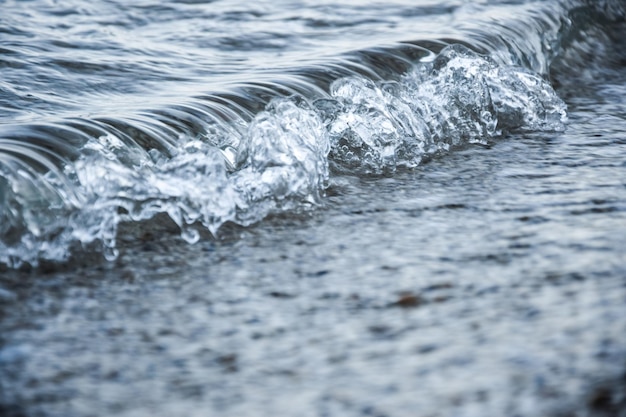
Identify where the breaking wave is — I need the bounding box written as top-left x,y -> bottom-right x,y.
0,0 -> 622,268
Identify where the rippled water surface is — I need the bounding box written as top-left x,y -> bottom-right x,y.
1,0 -> 625,416
0,0 -> 466,123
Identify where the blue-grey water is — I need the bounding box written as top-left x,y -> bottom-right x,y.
1,0 -> 625,416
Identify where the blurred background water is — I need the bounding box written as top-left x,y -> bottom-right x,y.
0,0 -> 625,416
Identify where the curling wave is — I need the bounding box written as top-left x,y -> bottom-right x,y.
0,0 -> 622,268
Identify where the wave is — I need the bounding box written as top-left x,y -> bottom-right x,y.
0,0 -> 622,269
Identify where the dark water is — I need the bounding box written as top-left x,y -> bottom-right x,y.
1,0 -> 625,416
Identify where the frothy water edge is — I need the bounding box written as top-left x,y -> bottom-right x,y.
0,0 -> 623,269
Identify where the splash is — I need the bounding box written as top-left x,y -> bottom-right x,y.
0,45 -> 567,268
322,45 -> 566,175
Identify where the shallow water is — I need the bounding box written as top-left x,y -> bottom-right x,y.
1,0 -> 626,416
2,0 -> 614,267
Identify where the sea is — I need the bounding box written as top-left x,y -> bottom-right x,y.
0,0 -> 625,416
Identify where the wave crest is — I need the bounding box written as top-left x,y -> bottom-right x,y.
0,44 -> 568,268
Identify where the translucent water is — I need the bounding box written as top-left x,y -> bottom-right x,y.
1,39 -> 571,267
0,0 -> 625,416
